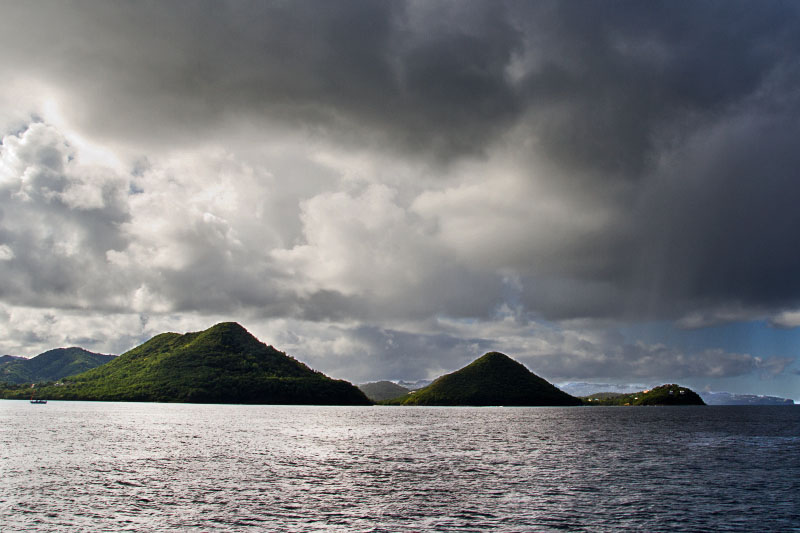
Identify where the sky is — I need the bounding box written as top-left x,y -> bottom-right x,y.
0,1 -> 799,399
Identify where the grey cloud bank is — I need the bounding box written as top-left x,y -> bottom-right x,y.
0,1 -> 798,398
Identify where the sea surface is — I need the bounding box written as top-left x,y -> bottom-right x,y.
1,402 -> 798,532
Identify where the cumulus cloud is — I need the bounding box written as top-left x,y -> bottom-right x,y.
273,185 -> 426,297
0,123 -> 132,308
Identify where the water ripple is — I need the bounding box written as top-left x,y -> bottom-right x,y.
1,403 -> 798,531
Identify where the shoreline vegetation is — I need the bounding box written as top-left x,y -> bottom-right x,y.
1,322 -> 707,406
580,384 -> 705,406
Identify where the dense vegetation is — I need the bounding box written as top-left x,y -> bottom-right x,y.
0,348 -> 115,385
0,323 -> 370,405
358,380 -> 411,402
382,352 -> 582,406
582,384 -> 705,406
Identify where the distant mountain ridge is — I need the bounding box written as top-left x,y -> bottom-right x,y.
0,347 -> 115,384
558,382 -> 648,397
358,381 -> 411,402
700,391 -> 794,406
396,379 -> 432,390
384,352 -> 582,406
561,382 -> 794,405
0,322 -> 370,405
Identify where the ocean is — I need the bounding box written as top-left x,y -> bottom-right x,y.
1,402 -> 798,531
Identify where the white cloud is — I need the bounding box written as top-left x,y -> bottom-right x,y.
409,137 -> 628,287
0,122 -> 132,308
675,306 -> 762,330
769,309 -> 800,329
0,244 -> 14,261
272,184 -> 437,297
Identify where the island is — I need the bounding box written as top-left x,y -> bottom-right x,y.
582,384 -> 705,406
381,351 -> 583,406
0,322 -> 370,405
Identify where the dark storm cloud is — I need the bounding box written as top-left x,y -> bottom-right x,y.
0,0 -> 523,159
636,93 -> 800,315
2,0 -> 797,166
514,2 -> 800,179
500,2 -> 800,321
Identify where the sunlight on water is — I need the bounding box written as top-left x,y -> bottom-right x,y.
1,402 -> 798,531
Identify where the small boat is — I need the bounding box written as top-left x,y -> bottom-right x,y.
30,388 -> 47,404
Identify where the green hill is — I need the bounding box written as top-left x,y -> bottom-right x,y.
383,352 -> 582,406
0,348 -> 115,385
0,322 -> 370,405
358,380 -> 411,402
582,384 -> 705,406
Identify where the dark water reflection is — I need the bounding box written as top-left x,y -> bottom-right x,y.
1,402 -> 798,531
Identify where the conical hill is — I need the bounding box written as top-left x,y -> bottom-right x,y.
24,322 -> 370,405
388,352 -> 582,406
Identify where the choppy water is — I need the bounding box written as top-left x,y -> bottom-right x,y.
1,402 -> 798,532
